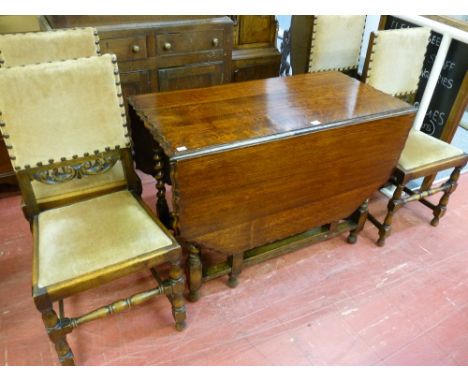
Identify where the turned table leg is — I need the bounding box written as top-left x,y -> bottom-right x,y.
228,253 -> 243,288
153,145 -> 171,228
188,244 -> 202,302
347,200 -> 369,244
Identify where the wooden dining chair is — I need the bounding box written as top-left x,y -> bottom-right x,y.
0,54 -> 186,365
0,27 -> 100,68
307,15 -> 366,75
362,27 -> 468,246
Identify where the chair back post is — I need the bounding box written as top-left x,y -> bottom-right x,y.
361,31 -> 376,85
289,15 -> 314,74
378,15 -> 388,31
16,170 -> 40,222
121,147 -> 142,196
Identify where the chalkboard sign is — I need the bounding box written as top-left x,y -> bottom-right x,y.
383,16 -> 468,138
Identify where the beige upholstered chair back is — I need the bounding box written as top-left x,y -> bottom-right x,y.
0,55 -> 130,205
0,27 -> 100,68
363,27 -> 431,97
308,15 -> 366,73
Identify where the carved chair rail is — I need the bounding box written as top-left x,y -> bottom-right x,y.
31,151 -> 120,185
15,148 -> 134,220
21,149 -> 121,183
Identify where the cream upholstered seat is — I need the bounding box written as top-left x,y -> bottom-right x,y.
398,130 -> 465,171
0,27 -> 100,67
308,15 -> 366,73
0,55 -> 186,366
362,26 -> 468,246
37,190 -> 172,288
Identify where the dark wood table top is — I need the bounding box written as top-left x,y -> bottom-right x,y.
128,71 -> 414,160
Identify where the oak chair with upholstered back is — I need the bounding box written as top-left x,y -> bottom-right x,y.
0,54 -> 187,365
362,27 -> 468,246
0,28 -> 131,211
307,15 -> 366,75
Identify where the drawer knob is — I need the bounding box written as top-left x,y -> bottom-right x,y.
164,42 -> 172,51
212,38 -> 219,47
132,44 -> 140,53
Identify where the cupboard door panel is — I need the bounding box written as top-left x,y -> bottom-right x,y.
158,62 -> 223,92
120,71 -> 151,98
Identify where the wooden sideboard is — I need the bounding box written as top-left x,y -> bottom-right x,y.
44,16 -> 233,96
128,72 -> 416,297
230,16 -> 281,82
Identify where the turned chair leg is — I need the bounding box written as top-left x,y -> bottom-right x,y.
377,184 -> 404,247
169,260 -> 187,331
187,244 -> 202,302
39,306 -> 75,366
431,167 -> 461,227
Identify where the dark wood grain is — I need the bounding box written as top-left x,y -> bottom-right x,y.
129,72 -> 412,158
230,16 -> 281,82
234,15 -> 277,48
44,15 -> 227,29
232,47 -> 281,82
172,113 -> 414,255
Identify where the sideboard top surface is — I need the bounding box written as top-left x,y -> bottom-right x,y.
129,71 -> 415,159
45,15 -> 230,28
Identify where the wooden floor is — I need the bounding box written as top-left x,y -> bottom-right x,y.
1,171 -> 467,366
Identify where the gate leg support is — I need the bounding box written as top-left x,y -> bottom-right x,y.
187,244 -> 202,302
228,253 -> 243,288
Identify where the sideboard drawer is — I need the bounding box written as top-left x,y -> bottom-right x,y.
156,29 -> 224,55
100,35 -> 147,61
